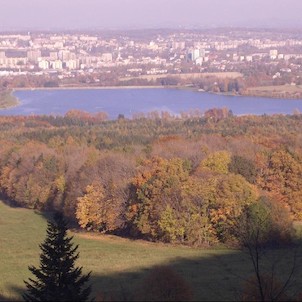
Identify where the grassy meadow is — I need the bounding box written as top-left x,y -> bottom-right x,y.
119,71 -> 243,82
0,90 -> 19,109
245,84 -> 302,100
0,201 -> 301,301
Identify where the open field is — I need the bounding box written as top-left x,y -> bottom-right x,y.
0,201 -> 301,301
119,72 -> 243,82
0,90 -> 20,109
245,84 -> 302,99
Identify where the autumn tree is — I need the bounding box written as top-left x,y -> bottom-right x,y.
260,149 -> 302,218
236,198 -> 296,301
193,170 -> 259,243
179,177 -> 216,246
228,155 -> 258,184
76,181 -> 124,232
0,142 -> 60,210
23,212 -> 92,302
128,157 -> 190,240
199,150 -> 231,174
128,157 -> 216,245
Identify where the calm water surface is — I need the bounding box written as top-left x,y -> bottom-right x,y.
2,88 -> 302,119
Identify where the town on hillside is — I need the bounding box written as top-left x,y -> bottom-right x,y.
0,28 -> 302,92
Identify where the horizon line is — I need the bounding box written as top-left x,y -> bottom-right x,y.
0,26 -> 302,34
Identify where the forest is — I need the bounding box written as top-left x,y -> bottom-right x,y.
0,109 -> 301,247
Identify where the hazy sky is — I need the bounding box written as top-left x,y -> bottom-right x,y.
0,0 -> 302,30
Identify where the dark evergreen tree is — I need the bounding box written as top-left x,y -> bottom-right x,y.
23,212 -> 93,302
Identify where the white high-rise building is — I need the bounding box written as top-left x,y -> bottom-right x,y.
59,50 -> 72,61
187,48 -> 205,62
192,48 -> 200,61
38,60 -> 49,70
66,59 -> 80,70
51,60 -> 63,70
270,49 -> 278,60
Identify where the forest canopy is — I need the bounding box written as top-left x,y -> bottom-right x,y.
0,110 -> 300,246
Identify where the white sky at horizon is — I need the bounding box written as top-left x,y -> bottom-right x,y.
0,0 -> 301,31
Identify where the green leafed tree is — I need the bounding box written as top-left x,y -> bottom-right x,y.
23,212 -> 93,302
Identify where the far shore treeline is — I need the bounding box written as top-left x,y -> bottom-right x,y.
0,109 -> 301,246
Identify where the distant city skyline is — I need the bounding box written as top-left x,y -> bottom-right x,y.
0,0 -> 302,31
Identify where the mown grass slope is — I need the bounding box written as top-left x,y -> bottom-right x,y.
0,201 -> 300,301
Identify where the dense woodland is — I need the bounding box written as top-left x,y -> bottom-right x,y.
0,109 -> 301,246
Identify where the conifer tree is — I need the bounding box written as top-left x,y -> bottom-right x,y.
23,212 -> 92,302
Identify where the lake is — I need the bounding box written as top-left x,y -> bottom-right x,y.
1,88 -> 302,119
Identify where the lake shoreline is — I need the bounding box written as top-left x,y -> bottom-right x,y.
13,85 -> 170,91
5,87 -> 302,117
13,85 -> 302,100
12,85 -> 247,103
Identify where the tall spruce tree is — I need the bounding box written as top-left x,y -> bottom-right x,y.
23,212 -> 93,302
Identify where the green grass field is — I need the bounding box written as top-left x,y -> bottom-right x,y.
0,201 -> 301,301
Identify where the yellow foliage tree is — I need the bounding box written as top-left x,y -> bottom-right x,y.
260,149 -> 302,218
129,157 -> 218,245
158,205 -> 185,243
76,181 -> 123,232
129,157 -> 190,239
199,150 -> 231,174
199,173 -> 258,243
76,183 -> 104,231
